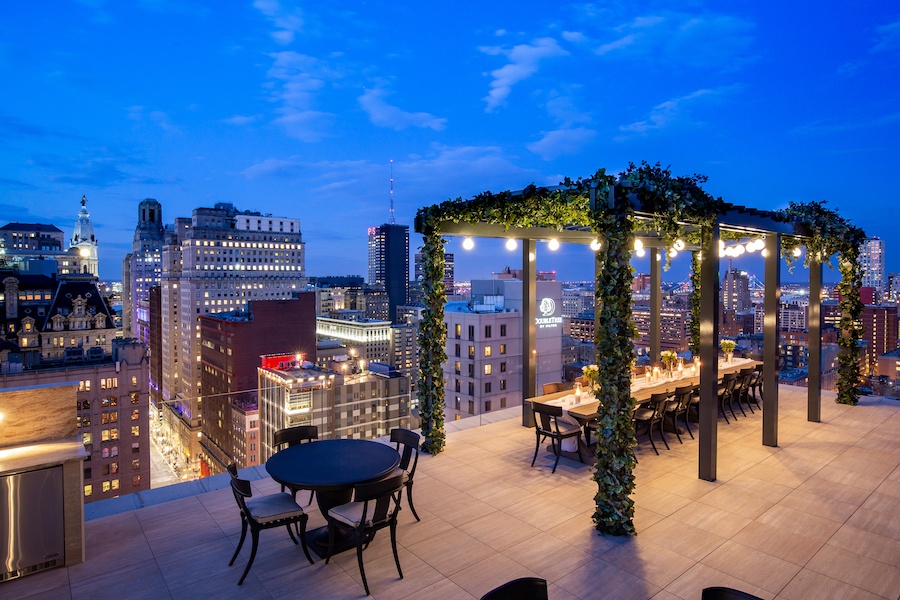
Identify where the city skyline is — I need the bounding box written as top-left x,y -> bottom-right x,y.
2,2 -> 899,282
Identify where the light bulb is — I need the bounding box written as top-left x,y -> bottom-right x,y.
462,237 -> 474,250
590,239 -> 602,251
635,247 -> 646,258
734,245 -> 745,256
668,248 -> 677,258
793,247 -> 802,257
634,239 -> 644,251
673,239 -> 685,251
548,239 -> 560,251
505,238 -> 518,251
761,248 -> 769,257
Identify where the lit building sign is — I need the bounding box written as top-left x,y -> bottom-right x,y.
535,297 -> 563,329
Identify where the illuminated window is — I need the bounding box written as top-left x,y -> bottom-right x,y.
101,430 -> 110,442
484,364 -> 492,375
132,409 -> 139,421
111,446 -> 119,457
110,428 -> 119,440
132,459 -> 140,470
132,376 -> 138,387
499,344 -> 507,355
133,475 -> 141,486
102,481 -> 111,493
131,392 -> 139,404
131,426 -> 139,437
84,484 -> 92,497
484,346 -> 492,357
111,479 -> 119,491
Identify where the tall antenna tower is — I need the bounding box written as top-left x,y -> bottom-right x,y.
388,159 -> 396,224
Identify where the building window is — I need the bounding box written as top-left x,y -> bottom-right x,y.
132,443 -> 139,454
110,428 -> 119,440
101,430 -> 110,442
467,363 -> 474,377
111,479 -> 120,491
485,325 -> 492,338
468,382 -> 474,395
131,426 -> 140,437
484,364 -> 492,375
485,400 -> 492,412
133,475 -> 141,487
499,344 -> 506,355
485,382 -> 492,393
110,463 -> 119,474
111,446 -> 119,457
455,324 -> 461,339
102,481 -> 111,493
131,392 -> 139,404
132,409 -> 140,421
484,346 -> 492,357
84,484 -> 92,497
454,361 -> 461,375
500,361 -> 507,372
455,379 -> 461,392
500,379 -> 506,390
468,400 -> 474,414
500,324 -> 507,337
500,397 -> 507,408
132,376 -> 138,387
132,459 -> 141,471
455,343 -> 460,357
84,467 -> 91,480
468,325 -> 474,340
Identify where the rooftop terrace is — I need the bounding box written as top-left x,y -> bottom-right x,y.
5,386 -> 900,599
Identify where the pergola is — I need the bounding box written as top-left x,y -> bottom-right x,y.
414,165 -> 863,534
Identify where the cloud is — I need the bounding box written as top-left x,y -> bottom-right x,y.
792,111 -> 900,135
241,158 -> 304,179
619,88 -> 721,135
265,51 -> 335,140
0,114 -> 82,140
358,89 -> 447,131
480,37 -> 568,112
125,106 -> 181,133
872,19 -> 900,53
50,157 -> 167,186
254,0 -> 304,45
527,127 -> 596,160
221,115 -> 257,125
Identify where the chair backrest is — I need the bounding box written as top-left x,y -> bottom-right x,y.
226,463 -> 238,479
352,472 -> 405,529
542,382 -> 564,394
672,385 -> 694,409
230,477 -> 253,519
391,428 -> 420,475
701,586 -> 764,600
532,402 -> 563,433
720,372 -> 739,393
273,425 -> 318,449
738,368 -> 754,389
648,392 -> 670,417
481,577 -> 549,600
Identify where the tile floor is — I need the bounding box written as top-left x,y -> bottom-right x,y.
4,387 -> 900,599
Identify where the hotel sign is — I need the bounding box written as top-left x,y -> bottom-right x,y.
535,297 -> 562,329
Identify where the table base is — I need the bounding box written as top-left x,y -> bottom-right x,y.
306,525 -> 361,559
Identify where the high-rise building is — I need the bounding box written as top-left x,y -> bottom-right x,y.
158,203 -> 306,475
69,196 -> 99,277
122,199 -> 165,341
367,224 -> 409,322
197,296 -> 316,475
860,304 -> 898,375
414,252 -> 454,291
860,236 -> 886,300
721,268 -> 751,311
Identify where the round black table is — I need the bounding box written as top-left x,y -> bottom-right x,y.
265,439 -> 400,557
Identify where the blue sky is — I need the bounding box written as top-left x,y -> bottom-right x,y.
2,1 -> 899,284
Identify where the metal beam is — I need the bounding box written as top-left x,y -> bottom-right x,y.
650,249 -> 661,363
699,224 -> 720,481
808,259 -> 822,422
522,239 -> 537,426
763,233 -> 781,446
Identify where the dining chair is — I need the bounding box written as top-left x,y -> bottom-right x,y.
481,577 -> 549,600
325,472 -> 405,596
735,368 -> 756,415
542,381 -> 564,394
531,402 -> 584,473
667,385 -> 694,442
701,586 -> 763,600
633,392 -> 670,454
390,427 -> 421,521
228,476 -> 314,585
748,363 -> 763,408
273,425 -> 318,505
718,372 -> 740,424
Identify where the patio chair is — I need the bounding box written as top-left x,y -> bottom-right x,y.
542,381 -> 564,394
273,425 -> 318,505
718,372 -> 739,424
666,385 -> 694,442
325,472 -> 405,596
531,402 -> 584,473
748,363 -> 763,408
634,392 -> 670,454
701,586 -> 763,600
735,368 -> 756,415
390,427 -> 421,521
228,476 -> 314,585
481,577 -> 549,600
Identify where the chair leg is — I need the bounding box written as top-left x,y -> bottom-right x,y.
285,522 -> 299,545
406,481 -> 421,522
735,392 -> 747,416
646,424 -> 659,455
237,528 -> 259,585
307,489 -> 315,507
551,445 -> 562,473
297,516 -> 314,565
658,421 -> 670,450
719,397 -> 730,424
390,518 -> 403,580
325,520 -> 336,564
229,518 -> 248,566
531,432 -> 541,467
671,414 -> 683,444
356,533 -> 370,596
683,411 -> 694,439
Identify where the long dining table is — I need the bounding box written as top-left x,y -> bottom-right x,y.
530,357 -> 762,454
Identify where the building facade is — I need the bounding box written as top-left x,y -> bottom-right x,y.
367,223 -> 409,322
122,199 -> 165,341
860,236 -> 886,300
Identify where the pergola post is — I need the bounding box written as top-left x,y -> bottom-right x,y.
699,223 -> 720,481
763,233 -> 781,446
522,239 -> 537,427
650,248 -> 661,362
808,258 -> 822,421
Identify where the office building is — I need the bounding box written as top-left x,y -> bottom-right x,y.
158,203 -> 306,475
721,268 -> 751,311
197,296 -> 316,475
859,236 -> 886,300
258,353 -> 412,461
861,304 -> 899,375
414,251 -> 454,291
367,223 -> 409,322
122,199 -> 166,341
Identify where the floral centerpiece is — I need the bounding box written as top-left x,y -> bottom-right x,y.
581,364 -> 600,391
720,339 -> 736,362
660,350 -> 678,369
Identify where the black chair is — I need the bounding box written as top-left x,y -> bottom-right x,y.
667,385 -> 694,442
748,363 -> 763,408
325,472 -> 405,596
481,577 -> 549,600
718,372 -> 739,424
702,586 -> 764,600
228,477 -> 314,585
735,368 -> 756,415
633,392 -> 670,454
531,402 -> 584,473
391,428 -> 421,521
273,425 -> 318,505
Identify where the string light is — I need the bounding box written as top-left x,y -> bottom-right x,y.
589,239 -> 602,251
505,238 -> 518,251
547,239 -> 560,251
462,237 -> 474,250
